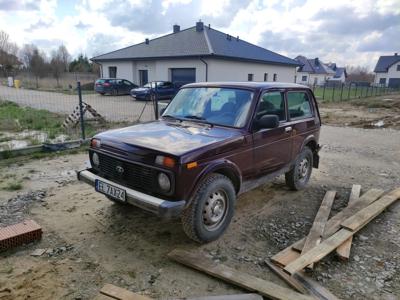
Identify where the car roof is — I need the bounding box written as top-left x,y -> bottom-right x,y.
97,78 -> 129,80
182,81 -> 309,90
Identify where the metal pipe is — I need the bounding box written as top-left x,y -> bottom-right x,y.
200,58 -> 208,82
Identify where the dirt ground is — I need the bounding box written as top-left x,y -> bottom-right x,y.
319,93 -> 400,130
1,117 -> 400,298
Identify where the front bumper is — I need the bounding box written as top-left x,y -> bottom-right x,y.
77,169 -> 185,219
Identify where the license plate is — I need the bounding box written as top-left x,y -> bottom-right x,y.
95,179 -> 126,202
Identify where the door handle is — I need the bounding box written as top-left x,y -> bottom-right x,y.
285,126 -> 292,133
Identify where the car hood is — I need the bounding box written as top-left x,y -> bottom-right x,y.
95,120 -> 243,157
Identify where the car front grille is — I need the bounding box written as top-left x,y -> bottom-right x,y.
91,151 -> 158,193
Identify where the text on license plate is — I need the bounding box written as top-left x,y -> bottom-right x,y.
95,179 -> 126,201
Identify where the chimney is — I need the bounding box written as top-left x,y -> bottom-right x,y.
395,53 -> 398,56
226,34 -> 231,41
236,36 -> 239,41
196,20 -> 204,32
145,38 -> 149,44
173,24 -> 180,33
315,58 -> 319,66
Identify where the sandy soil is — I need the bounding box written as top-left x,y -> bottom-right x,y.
0,125 -> 399,300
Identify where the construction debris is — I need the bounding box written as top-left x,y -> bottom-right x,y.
30,248 -> 47,257
63,102 -> 105,129
0,219 -> 42,252
282,187 -> 400,275
95,284 -> 153,300
168,249 -> 313,300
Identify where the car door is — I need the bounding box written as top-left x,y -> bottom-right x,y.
252,90 -> 293,175
285,90 -> 319,158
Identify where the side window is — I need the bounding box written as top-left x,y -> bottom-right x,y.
256,92 -> 286,121
287,91 -> 313,119
123,80 -> 131,86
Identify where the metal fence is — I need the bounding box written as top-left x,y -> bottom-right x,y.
309,82 -> 400,102
0,81 -> 156,151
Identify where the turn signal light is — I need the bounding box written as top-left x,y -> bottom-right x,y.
90,138 -> 101,148
186,162 -> 198,169
155,155 -> 176,168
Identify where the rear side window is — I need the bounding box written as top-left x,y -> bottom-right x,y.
287,91 -> 313,119
256,92 -> 286,121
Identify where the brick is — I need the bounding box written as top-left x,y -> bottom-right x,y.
0,220 -> 42,251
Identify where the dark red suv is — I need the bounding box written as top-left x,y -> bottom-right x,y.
78,82 -> 321,243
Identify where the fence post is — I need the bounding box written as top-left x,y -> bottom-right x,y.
332,84 -> 336,101
322,84 -> 326,100
347,83 -> 351,100
355,85 -> 358,98
77,81 -> 85,140
153,83 -> 159,119
340,83 -> 344,101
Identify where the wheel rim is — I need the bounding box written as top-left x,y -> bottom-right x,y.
202,189 -> 228,231
298,157 -> 310,181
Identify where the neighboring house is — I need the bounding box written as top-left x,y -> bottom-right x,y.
373,53 -> 400,88
91,21 -> 300,87
326,63 -> 347,83
294,56 -> 336,85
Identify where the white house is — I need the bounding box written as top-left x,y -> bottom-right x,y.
373,53 -> 400,88
91,21 -> 300,86
294,56 -> 346,85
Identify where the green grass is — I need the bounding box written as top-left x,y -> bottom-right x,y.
3,181 -> 23,191
313,86 -> 399,102
0,101 -> 65,137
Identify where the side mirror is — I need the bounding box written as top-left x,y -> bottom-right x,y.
256,115 -> 279,130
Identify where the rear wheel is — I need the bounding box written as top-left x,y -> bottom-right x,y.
181,173 -> 236,243
100,92 -> 105,95
285,147 -> 313,190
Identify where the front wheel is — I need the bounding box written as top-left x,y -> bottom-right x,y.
285,146 -> 313,190
181,173 -> 236,243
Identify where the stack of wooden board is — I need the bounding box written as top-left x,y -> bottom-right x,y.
267,185 -> 400,298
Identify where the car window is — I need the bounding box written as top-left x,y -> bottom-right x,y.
163,87 -> 254,128
256,92 -> 286,121
287,91 -> 313,119
123,80 -> 132,86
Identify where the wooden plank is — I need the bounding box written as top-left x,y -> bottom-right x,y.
290,188 -> 384,253
264,260 -> 309,294
284,187 -> 400,275
93,294 -> 115,300
270,246 -> 301,268
168,249 -> 314,300
292,272 -> 340,300
100,284 -> 153,300
301,191 -> 336,269
336,184 -> 361,260
179,294 -> 263,300
266,260 -> 339,300
284,229 -> 354,275
341,187 -> 400,231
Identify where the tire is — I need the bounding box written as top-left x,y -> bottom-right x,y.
285,146 -> 313,191
181,173 -> 236,243
112,89 -> 118,96
100,92 -> 105,95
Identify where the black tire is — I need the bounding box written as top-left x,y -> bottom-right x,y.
285,146 -> 313,190
181,173 -> 236,243
112,89 -> 118,96
100,92 -> 105,95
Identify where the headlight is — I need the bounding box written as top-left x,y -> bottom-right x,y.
158,172 -> 171,192
92,152 -> 100,167
91,138 -> 101,148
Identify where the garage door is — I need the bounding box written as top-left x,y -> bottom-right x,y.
388,78 -> 400,88
171,68 -> 196,87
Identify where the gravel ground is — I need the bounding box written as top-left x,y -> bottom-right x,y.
0,85 -> 155,122
0,125 -> 399,300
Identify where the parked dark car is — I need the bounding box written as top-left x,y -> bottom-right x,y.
78,82 -> 321,243
130,81 -> 177,100
95,78 -> 138,95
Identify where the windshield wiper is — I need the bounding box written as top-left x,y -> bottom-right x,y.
162,114 -> 181,121
183,115 -> 206,120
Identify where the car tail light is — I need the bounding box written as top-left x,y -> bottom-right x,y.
103,82 -> 111,87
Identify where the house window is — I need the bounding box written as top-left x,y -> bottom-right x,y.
139,70 -> 148,86
273,74 -> 277,81
263,73 -> 268,81
379,78 -> 386,85
108,66 -> 117,78
302,75 -> 307,81
397,65 -> 400,71
248,74 -> 254,81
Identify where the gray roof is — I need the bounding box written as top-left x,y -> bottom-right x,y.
91,26 -> 300,66
333,67 -> 346,78
374,54 -> 400,72
295,55 -> 336,75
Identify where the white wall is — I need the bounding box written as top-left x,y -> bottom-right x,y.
374,62 -> 400,86
100,61 -> 134,81
295,72 -> 328,85
207,58 -> 296,83
98,57 -> 297,85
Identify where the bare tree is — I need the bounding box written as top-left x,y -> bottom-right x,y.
50,46 -> 69,87
346,65 -> 374,83
20,44 -> 49,88
0,30 -> 20,76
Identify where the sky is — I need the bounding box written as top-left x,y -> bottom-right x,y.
0,0 -> 399,70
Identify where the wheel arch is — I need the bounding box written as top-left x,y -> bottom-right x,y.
301,135 -> 320,168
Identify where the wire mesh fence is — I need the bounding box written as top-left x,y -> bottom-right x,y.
309,82 -> 400,102
0,80 -> 156,151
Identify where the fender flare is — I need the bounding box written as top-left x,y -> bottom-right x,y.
300,134 -> 317,152
185,159 -> 242,207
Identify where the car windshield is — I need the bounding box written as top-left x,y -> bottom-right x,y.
162,87 -> 254,128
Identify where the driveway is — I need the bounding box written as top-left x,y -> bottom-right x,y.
0,85 -> 155,122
